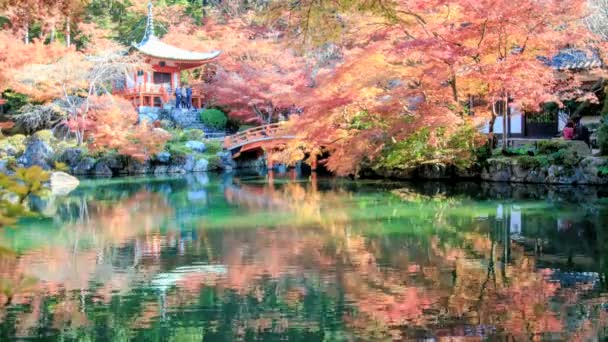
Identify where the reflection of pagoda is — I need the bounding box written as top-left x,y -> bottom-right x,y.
114,2 -> 220,109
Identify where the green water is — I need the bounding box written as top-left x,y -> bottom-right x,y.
2,172 -> 608,341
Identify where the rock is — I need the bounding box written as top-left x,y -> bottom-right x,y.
217,151 -> 236,171
193,158 -> 209,172
171,108 -> 205,129
579,156 -> 608,184
546,165 -> 577,184
373,167 -> 416,179
50,171 -> 79,196
183,154 -> 196,172
125,159 -> 152,174
168,165 -> 186,174
139,108 -> 160,123
418,164 -> 451,179
479,155 -> 608,185
0,144 -> 18,158
17,136 -> 54,169
454,165 -> 480,179
481,158 -> 512,182
93,161 -> 112,177
154,165 -> 169,174
185,141 -> 206,153
159,119 -> 175,130
73,157 -> 96,175
567,140 -> 592,157
157,152 -> 171,164
100,154 -> 125,171
58,147 -> 84,167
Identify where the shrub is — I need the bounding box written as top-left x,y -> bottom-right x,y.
204,140 -> 223,154
206,155 -> 222,170
165,141 -> 192,159
11,104 -> 65,134
515,155 -> 549,169
378,124 -> 485,171
537,140 -> 569,155
598,122 -> 608,156
548,149 -> 581,168
1,90 -> 29,114
0,134 -> 26,157
34,129 -> 55,144
200,109 -> 227,130
226,117 -> 242,134
183,129 -> 205,141
54,161 -> 69,172
599,165 -> 608,177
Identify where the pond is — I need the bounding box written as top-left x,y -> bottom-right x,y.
1,172 -> 608,340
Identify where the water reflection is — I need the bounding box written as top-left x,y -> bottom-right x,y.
0,173 -> 608,340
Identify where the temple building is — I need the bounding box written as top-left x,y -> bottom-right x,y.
114,2 -> 221,109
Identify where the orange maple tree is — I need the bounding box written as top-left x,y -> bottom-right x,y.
75,95 -> 171,161
162,18 -> 312,124
267,0 -> 596,174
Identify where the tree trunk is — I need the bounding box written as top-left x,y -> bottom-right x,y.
50,25 -> 56,43
24,21 -> 29,45
501,95 -> 509,152
450,75 -> 458,102
66,15 -> 71,48
489,101 -> 497,134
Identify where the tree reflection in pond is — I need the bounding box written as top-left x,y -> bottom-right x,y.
0,174 -> 607,340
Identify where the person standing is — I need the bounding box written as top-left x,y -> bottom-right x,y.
180,86 -> 187,109
563,121 -> 575,140
573,116 -> 591,147
186,87 -> 193,109
174,87 -> 181,109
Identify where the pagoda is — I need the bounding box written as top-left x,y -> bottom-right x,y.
115,2 -> 221,109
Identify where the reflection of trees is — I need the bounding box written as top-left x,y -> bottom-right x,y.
0,189 -> 175,338
1,177 -> 608,339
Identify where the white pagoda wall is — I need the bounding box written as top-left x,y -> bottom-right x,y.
126,74 -> 135,88
173,72 -> 179,89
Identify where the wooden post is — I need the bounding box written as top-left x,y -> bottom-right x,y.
310,155 -> 318,171
139,86 -> 143,108
310,172 -> 317,193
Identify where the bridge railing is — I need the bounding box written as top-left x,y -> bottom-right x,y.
223,123 -> 286,150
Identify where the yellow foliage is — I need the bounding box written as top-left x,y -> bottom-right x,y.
54,161 -> 69,172
0,166 -> 50,227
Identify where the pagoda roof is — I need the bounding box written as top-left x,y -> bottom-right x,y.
133,1 -> 220,64
133,36 -> 221,62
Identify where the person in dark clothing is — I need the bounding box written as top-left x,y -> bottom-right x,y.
186,87 -> 193,109
573,117 -> 591,147
180,86 -> 188,109
174,87 -> 181,109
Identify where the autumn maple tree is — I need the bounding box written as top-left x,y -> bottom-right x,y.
249,0 -> 595,174
159,17 -> 311,124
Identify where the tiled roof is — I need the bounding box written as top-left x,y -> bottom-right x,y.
133,1 -> 220,63
546,49 -> 603,70
133,36 -> 221,62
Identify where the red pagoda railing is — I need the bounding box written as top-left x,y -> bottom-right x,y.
114,85 -> 204,108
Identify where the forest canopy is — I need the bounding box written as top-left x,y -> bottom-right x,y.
1,0 -> 607,174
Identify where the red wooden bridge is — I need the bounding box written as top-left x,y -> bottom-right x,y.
223,123 -> 295,158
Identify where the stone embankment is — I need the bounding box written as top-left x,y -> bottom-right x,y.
375,156 -> 608,185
